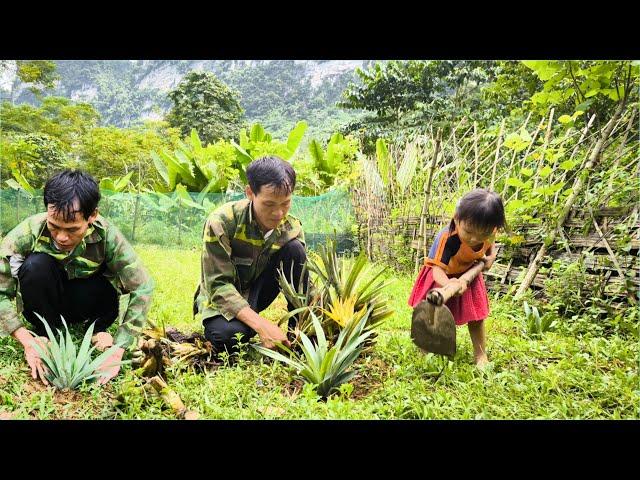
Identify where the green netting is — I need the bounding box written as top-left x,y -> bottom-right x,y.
0,188 -> 358,253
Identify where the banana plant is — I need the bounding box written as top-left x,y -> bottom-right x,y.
98,171 -> 137,219
151,129 -> 238,194
231,121 -> 308,182
307,132 -> 358,188
98,171 -> 134,193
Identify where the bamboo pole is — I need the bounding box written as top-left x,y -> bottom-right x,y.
591,213 -> 636,304
502,112 -> 533,197
415,130 -> 441,274
606,109 -> 637,193
473,121 -> 479,188
532,108 -> 555,190
516,98 -> 627,299
490,119 -> 506,191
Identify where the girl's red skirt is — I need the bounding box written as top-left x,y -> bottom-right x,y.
408,265 -> 489,325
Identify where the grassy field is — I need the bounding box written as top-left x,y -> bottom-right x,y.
0,244 -> 637,420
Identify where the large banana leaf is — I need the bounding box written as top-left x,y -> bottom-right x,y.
239,128 -> 251,151
173,150 -> 198,187
150,151 -> 171,188
308,139 -> 327,172
175,184 -> 205,210
396,141 -> 419,193
231,140 -> 254,167
250,123 -> 266,143
190,128 -> 203,154
285,120 -> 308,159
376,138 -> 390,186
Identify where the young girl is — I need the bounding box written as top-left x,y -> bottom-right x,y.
408,189 -> 506,367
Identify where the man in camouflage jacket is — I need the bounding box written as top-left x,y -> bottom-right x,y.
195,156 -> 309,355
0,170 -> 154,385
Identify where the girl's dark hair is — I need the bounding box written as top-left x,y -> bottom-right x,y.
449,188 -> 506,233
246,156 -> 296,196
43,170 -> 100,222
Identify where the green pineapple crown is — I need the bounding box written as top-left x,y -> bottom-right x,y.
30,313 -> 129,390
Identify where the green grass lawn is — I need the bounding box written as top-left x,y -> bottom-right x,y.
0,244 -> 637,420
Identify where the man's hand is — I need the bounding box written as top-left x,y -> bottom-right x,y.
257,320 -> 290,350
26,336 -> 50,386
12,327 -> 50,386
91,331 -> 114,352
96,346 -> 125,385
237,306 -> 291,350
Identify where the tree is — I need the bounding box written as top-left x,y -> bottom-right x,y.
521,60 -> 639,130
481,60 -> 543,119
166,71 -> 245,144
16,61 -> 59,98
0,97 -> 100,150
339,61 -> 429,122
338,60 -> 499,150
0,60 -> 59,103
0,96 -> 100,185
1,133 -> 67,188
78,121 -> 181,185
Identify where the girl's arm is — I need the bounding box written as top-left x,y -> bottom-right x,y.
431,265 -> 467,295
483,244 -> 497,271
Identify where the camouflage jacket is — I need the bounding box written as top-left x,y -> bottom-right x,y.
195,198 -> 305,322
0,213 -> 154,348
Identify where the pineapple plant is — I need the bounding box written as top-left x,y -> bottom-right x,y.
31,314 -> 129,391
277,238 -> 394,346
254,307 -> 375,398
255,237 -> 395,397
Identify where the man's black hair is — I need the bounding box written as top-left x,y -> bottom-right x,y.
246,156 -> 296,196
43,170 -> 100,222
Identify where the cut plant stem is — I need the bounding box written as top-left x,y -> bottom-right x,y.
148,375 -> 186,417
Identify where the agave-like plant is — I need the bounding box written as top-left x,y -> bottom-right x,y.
31,314 -> 129,391
307,239 -> 394,331
276,238 -> 394,346
274,260 -> 323,339
323,293 -> 366,328
253,308 -> 374,398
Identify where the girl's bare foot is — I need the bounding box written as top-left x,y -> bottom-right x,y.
475,354 -> 489,369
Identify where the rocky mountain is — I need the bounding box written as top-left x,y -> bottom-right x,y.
1,60 -> 372,140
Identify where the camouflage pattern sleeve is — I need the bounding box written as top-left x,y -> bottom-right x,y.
202,212 -> 249,320
104,221 -> 154,348
296,222 -> 305,245
0,218 -> 36,336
